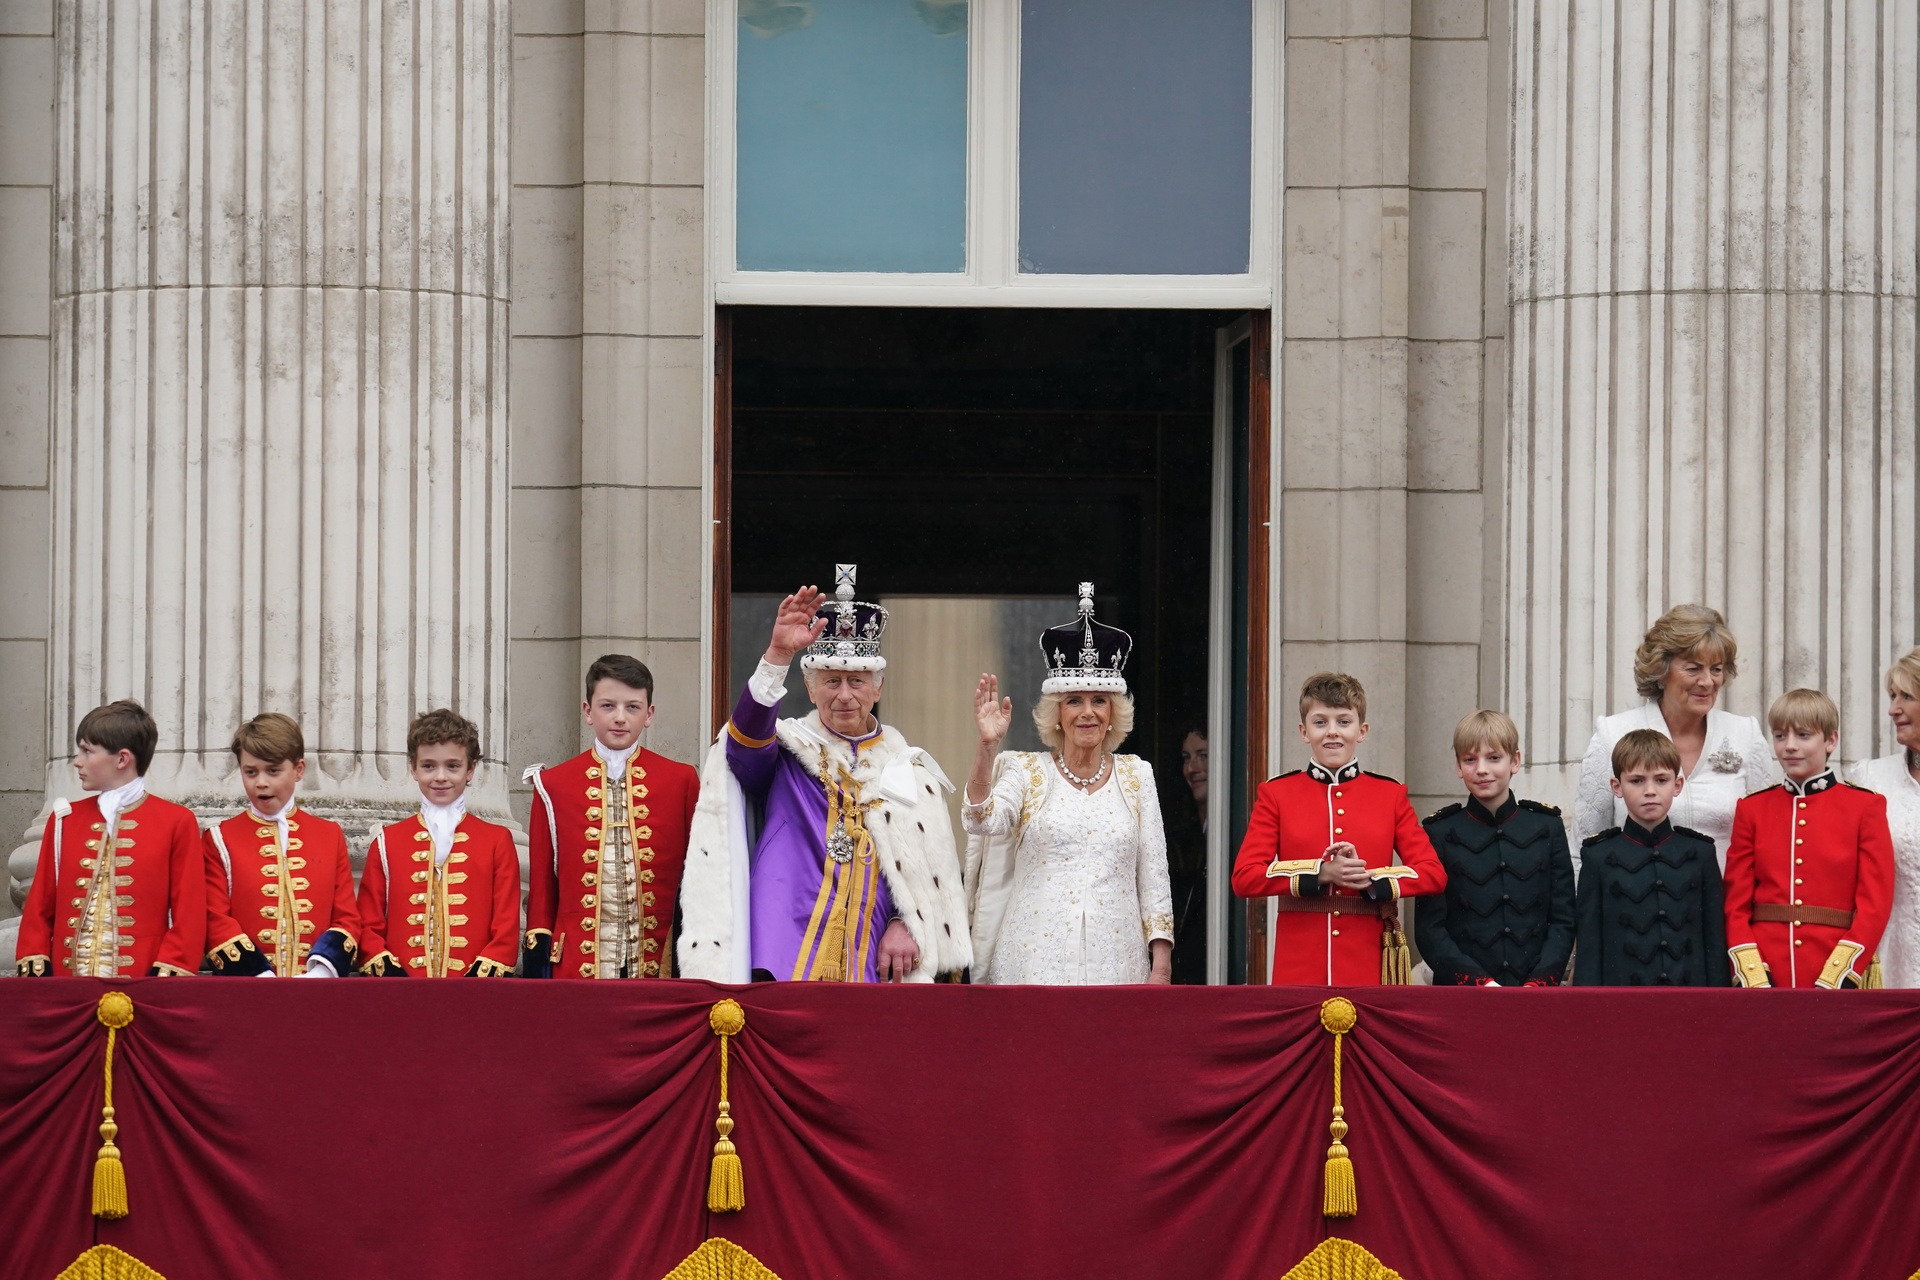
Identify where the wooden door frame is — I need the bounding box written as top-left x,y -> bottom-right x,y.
711,307 -> 734,739
1243,310 -> 1272,984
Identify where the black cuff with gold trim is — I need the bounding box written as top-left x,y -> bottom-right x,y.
466,956 -> 515,978
359,951 -> 407,978
15,955 -> 51,977
309,929 -> 356,977
208,934 -> 271,976
520,929 -> 554,979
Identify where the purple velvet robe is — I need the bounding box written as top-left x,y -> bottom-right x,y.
727,685 -> 894,982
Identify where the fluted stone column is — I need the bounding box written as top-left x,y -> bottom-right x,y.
1507,0 -> 1919,803
6,0 -> 512,949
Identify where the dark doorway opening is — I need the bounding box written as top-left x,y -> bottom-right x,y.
723,306 -> 1241,983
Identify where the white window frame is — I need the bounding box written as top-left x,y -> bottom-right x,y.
706,0 -> 1282,309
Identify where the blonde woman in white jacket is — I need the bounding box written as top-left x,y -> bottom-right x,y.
1574,605 -> 1774,875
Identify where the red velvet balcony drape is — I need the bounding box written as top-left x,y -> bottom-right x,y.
3,980 -> 1918,1280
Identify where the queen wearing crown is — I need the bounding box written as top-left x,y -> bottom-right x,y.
678,566 -> 972,983
961,585 -> 1175,984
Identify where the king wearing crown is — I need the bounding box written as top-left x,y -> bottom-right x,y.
679,566 -> 972,982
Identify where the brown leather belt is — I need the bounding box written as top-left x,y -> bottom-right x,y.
1752,903 -> 1853,929
1274,895 -> 1397,920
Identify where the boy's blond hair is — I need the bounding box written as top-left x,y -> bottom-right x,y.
1452,709 -> 1520,759
231,712 -> 304,766
1299,672 -> 1367,723
1612,728 -> 1680,777
1768,688 -> 1839,738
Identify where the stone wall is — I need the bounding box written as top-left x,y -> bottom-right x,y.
508,0 -> 708,829
1508,0 -> 1920,806
1282,0 -> 1510,815
0,5 -> 54,918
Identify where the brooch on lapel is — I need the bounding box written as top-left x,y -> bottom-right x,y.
1707,741 -> 1744,773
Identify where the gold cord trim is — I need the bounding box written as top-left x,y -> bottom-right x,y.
707,999 -> 747,1213
93,991 -> 135,1219
1279,1238 -> 1405,1280
1319,997 -> 1358,1219
55,1244 -> 168,1280
661,1237 -> 783,1280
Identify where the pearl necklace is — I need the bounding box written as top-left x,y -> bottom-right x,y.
1055,751 -> 1110,790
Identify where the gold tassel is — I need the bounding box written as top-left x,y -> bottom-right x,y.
92,991 -> 135,1220
1320,997 -> 1359,1219
1865,954 -> 1884,989
1379,912 -> 1411,986
707,999 -> 747,1213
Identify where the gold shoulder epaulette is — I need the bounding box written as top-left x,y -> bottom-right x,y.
1424,802 -> 1463,822
1363,770 -> 1402,785
1517,798 -> 1560,815
1581,827 -> 1620,845
1268,768 -> 1303,782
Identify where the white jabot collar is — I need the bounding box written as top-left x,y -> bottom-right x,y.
595,740 -> 638,780
97,777 -> 148,827
421,795 -> 468,865
248,796 -> 296,841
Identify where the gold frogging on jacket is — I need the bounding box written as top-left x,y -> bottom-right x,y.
578,758 -> 660,978
792,769 -> 884,982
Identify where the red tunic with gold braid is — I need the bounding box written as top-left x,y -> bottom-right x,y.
203,808 -> 361,976
526,747 -> 698,978
355,813 -> 519,977
1724,771 -> 1895,989
1231,761 -> 1447,986
15,793 -> 206,977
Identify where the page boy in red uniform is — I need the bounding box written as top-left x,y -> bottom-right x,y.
203,713 -> 360,977
522,654 -> 698,979
1725,688 -> 1894,989
356,709 -> 519,977
1232,672 -> 1446,985
16,700 -> 204,977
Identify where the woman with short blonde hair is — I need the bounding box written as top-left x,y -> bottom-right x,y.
1030,688 -> 1135,753
1847,648 -> 1920,986
1574,604 -> 1774,871
960,586 -> 1174,985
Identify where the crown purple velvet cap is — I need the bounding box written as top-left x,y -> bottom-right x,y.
802,563 -> 888,672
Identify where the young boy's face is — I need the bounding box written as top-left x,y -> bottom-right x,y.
1456,742 -> 1521,807
410,741 -> 477,807
1609,764 -> 1683,828
238,751 -> 306,815
583,678 -> 655,752
74,740 -> 138,792
1299,702 -> 1368,768
1771,723 -> 1839,780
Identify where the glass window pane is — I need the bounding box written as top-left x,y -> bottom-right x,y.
1019,0 -> 1252,275
736,0 -> 969,273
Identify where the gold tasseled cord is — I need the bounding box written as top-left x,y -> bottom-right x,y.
93,991 -> 135,1219
1320,996 -> 1358,1218
707,999 -> 747,1213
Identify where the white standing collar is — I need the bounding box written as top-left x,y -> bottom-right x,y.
421,795 -> 468,865
595,740 -> 638,780
97,777 -> 147,827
